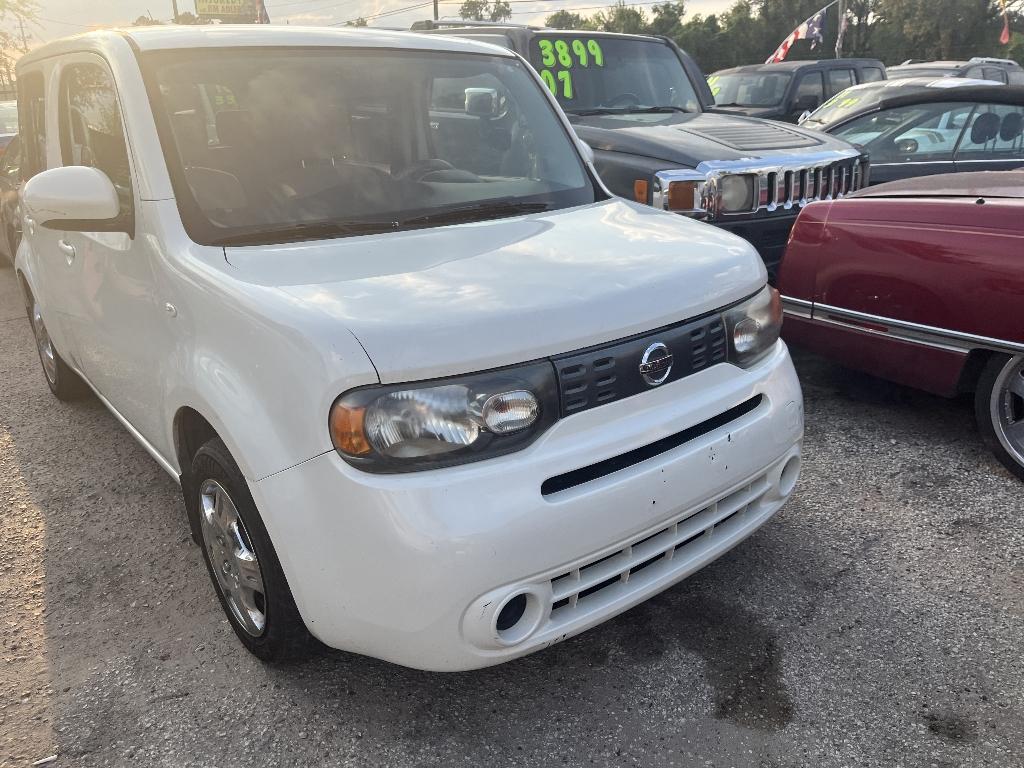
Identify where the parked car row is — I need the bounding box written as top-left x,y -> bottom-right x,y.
6,23 -> 1021,676
413,21 -> 870,279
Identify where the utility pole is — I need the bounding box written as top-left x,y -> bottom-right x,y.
434,0 -> 439,21
172,0 -> 180,22
835,0 -> 845,58
17,16 -> 28,52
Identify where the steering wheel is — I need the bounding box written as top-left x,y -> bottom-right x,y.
606,93 -> 642,109
395,159 -> 458,182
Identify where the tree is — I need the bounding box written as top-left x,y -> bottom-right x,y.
0,0 -> 39,89
545,10 -> 589,30
593,1 -> 648,34
649,2 -> 686,38
458,0 -> 511,22
345,17 -> 368,26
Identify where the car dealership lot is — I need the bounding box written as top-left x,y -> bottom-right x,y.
1,264 -> 1022,767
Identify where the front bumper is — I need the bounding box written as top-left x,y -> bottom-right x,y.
250,342 -> 804,671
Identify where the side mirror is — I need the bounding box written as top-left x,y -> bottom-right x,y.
465,87 -> 500,118
793,95 -> 820,113
23,166 -> 122,232
895,137 -> 919,155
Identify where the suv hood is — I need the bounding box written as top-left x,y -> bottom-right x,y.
224,200 -> 763,383
572,111 -> 853,166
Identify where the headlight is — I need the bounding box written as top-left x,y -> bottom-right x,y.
329,361 -> 559,473
724,286 -> 783,367
716,174 -> 756,213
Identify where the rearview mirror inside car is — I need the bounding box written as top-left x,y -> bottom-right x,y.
23,166 -> 124,232
465,87 -> 500,118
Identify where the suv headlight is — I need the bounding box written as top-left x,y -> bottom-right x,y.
716,174 -> 756,213
724,286 -> 783,367
330,361 -> 559,473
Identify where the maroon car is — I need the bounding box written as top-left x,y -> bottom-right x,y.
778,171 -> 1024,480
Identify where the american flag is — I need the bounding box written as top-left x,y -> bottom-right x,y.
765,7 -> 828,64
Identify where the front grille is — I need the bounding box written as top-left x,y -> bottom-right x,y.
548,473 -> 772,616
552,313 -> 727,417
756,157 -> 868,213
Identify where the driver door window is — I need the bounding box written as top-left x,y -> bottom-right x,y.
793,72 -> 824,112
58,62 -> 133,220
827,69 -> 855,97
835,103 -> 973,164
955,103 -> 1024,162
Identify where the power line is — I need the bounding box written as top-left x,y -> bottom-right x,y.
333,0 -> 434,24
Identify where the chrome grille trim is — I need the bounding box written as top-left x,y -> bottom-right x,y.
653,148 -> 869,220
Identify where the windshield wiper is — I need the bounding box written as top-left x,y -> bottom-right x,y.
213,219 -> 399,246
625,106 -> 691,114
400,201 -> 552,228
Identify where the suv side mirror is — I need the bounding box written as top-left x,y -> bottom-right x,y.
465,87 -> 500,118
793,94 -> 820,113
23,166 -> 122,232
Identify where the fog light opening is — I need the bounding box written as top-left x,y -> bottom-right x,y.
493,590 -> 544,646
779,455 -> 801,497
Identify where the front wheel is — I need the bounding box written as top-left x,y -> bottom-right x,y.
27,298 -> 87,400
975,354 -> 1024,481
189,437 -> 315,661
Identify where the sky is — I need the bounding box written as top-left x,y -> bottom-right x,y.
30,0 -> 734,43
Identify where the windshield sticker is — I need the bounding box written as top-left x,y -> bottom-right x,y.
707,75 -> 721,97
536,38 -> 604,99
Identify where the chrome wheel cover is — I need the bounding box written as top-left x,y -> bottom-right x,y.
199,479 -> 267,637
991,355 -> 1024,469
30,302 -> 57,385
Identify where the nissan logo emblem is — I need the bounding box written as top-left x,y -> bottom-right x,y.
639,342 -> 673,386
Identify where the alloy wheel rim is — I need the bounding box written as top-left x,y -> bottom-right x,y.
31,302 -> 57,385
991,356 -> 1024,469
199,479 -> 267,637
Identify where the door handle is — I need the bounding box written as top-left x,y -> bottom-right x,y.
58,239 -> 76,264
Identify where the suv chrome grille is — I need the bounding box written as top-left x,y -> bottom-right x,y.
758,156 -> 867,213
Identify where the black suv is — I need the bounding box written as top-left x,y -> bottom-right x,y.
708,59 -> 886,122
888,57 -> 1024,85
412,21 -> 868,277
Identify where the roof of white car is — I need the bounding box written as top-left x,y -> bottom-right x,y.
21,24 -> 515,64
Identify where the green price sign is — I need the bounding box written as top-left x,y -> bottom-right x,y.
535,37 -> 604,100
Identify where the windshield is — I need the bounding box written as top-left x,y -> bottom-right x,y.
708,72 -> 792,107
801,86 -> 878,128
144,48 -> 596,246
0,100 -> 18,133
527,35 -> 700,114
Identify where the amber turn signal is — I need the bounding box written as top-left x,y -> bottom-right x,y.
329,403 -> 372,456
667,180 -> 698,211
633,179 -> 649,203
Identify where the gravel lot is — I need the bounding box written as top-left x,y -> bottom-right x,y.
1,261 -> 1022,768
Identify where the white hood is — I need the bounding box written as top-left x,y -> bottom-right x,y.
224,200 -> 764,383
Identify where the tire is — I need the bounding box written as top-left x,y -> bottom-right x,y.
188,437 -> 316,661
26,295 -> 88,401
975,353 -> 1024,482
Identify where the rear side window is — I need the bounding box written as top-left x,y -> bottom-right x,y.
17,72 -> 46,180
827,68 -> 855,96
982,67 -> 1008,84
860,67 -> 884,83
59,62 -> 133,215
955,103 -> 1024,160
834,102 -> 974,164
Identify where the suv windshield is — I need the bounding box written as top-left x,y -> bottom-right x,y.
144,48 -> 596,245
527,35 -> 700,114
708,72 -> 792,107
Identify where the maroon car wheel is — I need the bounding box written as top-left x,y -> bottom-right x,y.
976,354 -> 1024,482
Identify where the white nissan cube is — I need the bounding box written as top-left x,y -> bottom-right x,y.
15,26 -> 803,670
